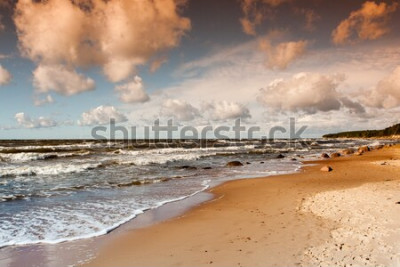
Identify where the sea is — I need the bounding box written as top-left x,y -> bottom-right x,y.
0,138 -> 394,249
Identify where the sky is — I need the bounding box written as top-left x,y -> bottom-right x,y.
0,0 -> 400,139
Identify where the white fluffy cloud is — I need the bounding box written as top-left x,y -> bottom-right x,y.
162,99 -> 200,121
363,66 -> 400,109
203,101 -> 251,121
259,39 -> 307,69
332,1 -> 398,45
15,112 -> 57,129
78,105 -> 128,126
14,0 -> 190,90
33,94 -> 54,106
0,65 -> 11,85
115,76 -> 150,103
33,64 -> 95,96
258,72 -> 347,114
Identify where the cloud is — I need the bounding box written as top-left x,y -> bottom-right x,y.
0,16 -> 4,32
203,101 -> 251,121
33,64 -> 95,96
332,1 -> 398,45
362,66 -> 400,109
295,8 -> 320,32
78,105 -> 128,126
33,94 -> 54,106
239,0 -> 290,35
15,112 -> 57,129
258,72 -> 348,114
150,56 -> 168,73
240,17 -> 258,36
115,76 -> 150,104
0,64 -> 11,85
14,0 -> 190,87
114,38 -> 400,137
259,39 -> 307,69
340,97 -> 366,114
0,0 -> 13,8
161,99 -> 200,121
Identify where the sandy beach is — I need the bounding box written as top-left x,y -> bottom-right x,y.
84,144 -> 400,267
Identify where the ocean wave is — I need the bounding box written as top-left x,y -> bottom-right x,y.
0,151 -> 90,163
0,174 -> 190,203
0,162 -> 101,178
111,145 -> 258,165
0,144 -> 259,165
0,180 -> 210,248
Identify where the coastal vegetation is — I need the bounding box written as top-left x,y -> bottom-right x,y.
323,123 -> 400,138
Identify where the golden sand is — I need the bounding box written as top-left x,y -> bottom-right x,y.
85,145 -> 400,267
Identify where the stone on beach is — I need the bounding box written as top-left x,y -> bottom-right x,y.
321,153 -> 330,159
177,165 -> 197,170
341,148 -> 355,155
374,145 -> 384,150
226,161 -> 243,167
320,165 -> 333,172
330,152 -> 341,158
358,145 -> 370,153
276,154 -> 285,159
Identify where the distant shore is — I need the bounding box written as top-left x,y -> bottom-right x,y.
324,135 -> 400,140
85,144 -> 400,266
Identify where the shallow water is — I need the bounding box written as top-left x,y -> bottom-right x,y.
0,138 -> 390,248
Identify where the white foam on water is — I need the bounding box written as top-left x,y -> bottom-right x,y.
0,140 -> 320,249
112,146 -> 256,165
0,151 -> 90,163
0,143 -> 100,152
0,180 -> 211,247
0,162 -> 101,177
367,140 -> 382,147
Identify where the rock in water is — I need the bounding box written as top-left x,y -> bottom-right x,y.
320,165 -> 333,172
358,145 -> 370,153
374,144 -> 384,150
321,153 -> 330,159
178,165 -> 197,170
226,161 -> 243,167
341,148 -> 355,155
330,152 -> 341,158
276,154 -> 285,159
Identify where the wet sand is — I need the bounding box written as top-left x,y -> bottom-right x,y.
85,145 -> 400,267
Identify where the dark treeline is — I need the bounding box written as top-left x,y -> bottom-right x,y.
323,123 -> 400,138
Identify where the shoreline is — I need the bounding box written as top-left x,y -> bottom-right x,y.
0,153 -> 305,267
0,190 -> 216,267
85,144 -> 400,266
